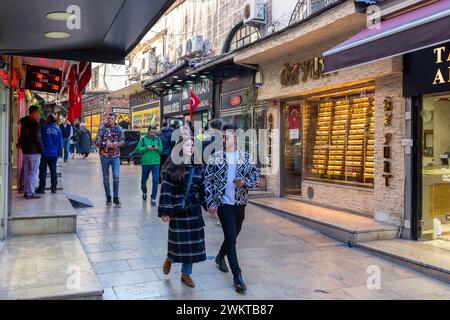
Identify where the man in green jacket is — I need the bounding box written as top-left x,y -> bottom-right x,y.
137,125 -> 162,205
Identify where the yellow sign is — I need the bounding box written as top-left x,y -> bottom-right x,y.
132,107 -> 160,133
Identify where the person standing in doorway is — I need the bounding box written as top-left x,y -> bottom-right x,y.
137,125 -> 162,205
36,115 -> 63,194
96,113 -> 125,207
77,123 -> 92,159
18,105 -> 44,199
158,136 -> 206,288
59,118 -> 73,163
205,124 -> 259,293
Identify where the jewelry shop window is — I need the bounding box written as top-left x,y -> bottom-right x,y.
303,86 -> 375,187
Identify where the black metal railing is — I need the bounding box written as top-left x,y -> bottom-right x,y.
289,0 -> 344,26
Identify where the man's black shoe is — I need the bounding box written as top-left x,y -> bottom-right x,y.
233,273 -> 247,293
35,189 -> 45,194
25,194 -> 41,200
151,199 -> 157,206
113,198 -> 122,208
215,254 -> 229,273
106,197 -> 112,206
51,190 -> 57,194
142,194 -> 147,201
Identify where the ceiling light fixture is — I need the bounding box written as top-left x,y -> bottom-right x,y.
46,12 -> 73,21
44,31 -> 71,39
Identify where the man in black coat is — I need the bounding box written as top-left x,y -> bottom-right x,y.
157,121 -> 175,169
18,105 -> 43,199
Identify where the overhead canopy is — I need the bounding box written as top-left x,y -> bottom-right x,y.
323,0 -> 450,73
0,0 -> 175,64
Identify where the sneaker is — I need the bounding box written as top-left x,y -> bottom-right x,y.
113,198 -> 122,208
142,194 -> 147,201
106,197 -> 112,206
151,199 -> 157,206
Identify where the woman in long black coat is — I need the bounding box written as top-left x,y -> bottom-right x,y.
158,135 -> 206,288
78,123 -> 92,158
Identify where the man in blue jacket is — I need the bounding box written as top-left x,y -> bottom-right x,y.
36,115 -> 63,194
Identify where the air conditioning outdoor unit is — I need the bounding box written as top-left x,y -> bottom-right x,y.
142,50 -> 158,75
178,40 -> 188,59
243,0 -> 267,25
128,67 -> 139,80
186,35 -> 205,57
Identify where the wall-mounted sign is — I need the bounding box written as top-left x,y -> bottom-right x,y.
231,95 -> 242,106
280,57 -> 325,86
382,133 -> 393,187
162,89 -> 181,115
130,91 -> 155,108
181,79 -> 213,113
24,65 -> 62,93
404,41 -> 450,96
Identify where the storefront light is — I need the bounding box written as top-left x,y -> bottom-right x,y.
46,12 -> 72,21
44,31 -> 71,39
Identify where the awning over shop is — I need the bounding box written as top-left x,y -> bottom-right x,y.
323,0 -> 450,73
0,0 -> 175,64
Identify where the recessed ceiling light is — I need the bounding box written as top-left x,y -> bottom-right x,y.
162,81 -> 167,84
177,80 -> 183,82
46,12 -> 73,21
44,31 -> 71,39
173,76 -> 179,79
190,74 -> 197,77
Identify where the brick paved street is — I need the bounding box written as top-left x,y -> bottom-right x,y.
63,157 -> 450,300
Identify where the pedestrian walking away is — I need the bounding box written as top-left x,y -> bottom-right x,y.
95,113 -> 125,207
36,115 -> 63,194
157,120 -> 175,182
136,125 -> 162,205
59,118 -> 73,162
158,135 -> 207,288
205,124 -> 260,293
77,123 -> 92,158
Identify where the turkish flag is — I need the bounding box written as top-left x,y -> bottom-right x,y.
189,90 -> 201,118
67,62 -> 91,124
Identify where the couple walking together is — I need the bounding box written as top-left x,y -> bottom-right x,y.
157,123 -> 259,293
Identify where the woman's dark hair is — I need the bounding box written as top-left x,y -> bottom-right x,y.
46,115 -> 56,124
161,135 -> 197,183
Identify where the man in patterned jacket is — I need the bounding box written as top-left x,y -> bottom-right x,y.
205,124 -> 259,293
96,113 -> 125,207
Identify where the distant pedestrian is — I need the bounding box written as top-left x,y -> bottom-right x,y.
136,125 -> 162,205
205,124 -> 259,293
78,123 -> 92,158
18,105 -> 44,199
70,123 -> 80,159
157,121 -> 175,177
36,115 -> 63,194
158,135 -> 206,288
95,113 -> 125,207
59,118 -> 73,163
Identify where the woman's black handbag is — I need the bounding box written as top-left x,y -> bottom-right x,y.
180,167 -> 194,212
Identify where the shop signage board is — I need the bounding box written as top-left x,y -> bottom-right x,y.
162,89 -> 181,116
181,79 -> 213,113
130,91 -> 155,108
404,41 -> 450,96
24,65 -> 62,93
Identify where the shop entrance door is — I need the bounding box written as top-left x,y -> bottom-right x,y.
0,83 -> 9,240
419,94 -> 450,243
283,101 -> 302,197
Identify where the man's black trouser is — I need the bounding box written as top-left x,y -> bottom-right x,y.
217,204 -> 246,275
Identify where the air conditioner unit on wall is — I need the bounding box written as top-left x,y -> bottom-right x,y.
142,50 -> 157,75
128,67 -> 139,80
178,41 -> 188,59
186,35 -> 205,57
243,0 -> 267,25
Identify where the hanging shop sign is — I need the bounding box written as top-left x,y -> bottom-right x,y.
404,41 -> 450,96
181,79 -> 213,113
280,57 -> 326,86
162,89 -> 181,116
24,65 -> 62,93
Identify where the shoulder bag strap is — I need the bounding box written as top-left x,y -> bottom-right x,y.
181,167 -> 195,210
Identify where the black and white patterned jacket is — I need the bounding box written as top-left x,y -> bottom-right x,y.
204,150 -> 259,208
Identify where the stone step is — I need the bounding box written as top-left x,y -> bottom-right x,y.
0,234 -> 103,299
248,191 -> 274,199
9,193 -> 76,236
249,197 -> 399,246
356,239 -> 450,284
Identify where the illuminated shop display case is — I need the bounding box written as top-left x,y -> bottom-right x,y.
304,88 -> 375,187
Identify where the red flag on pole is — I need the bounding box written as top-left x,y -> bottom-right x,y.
67,62 -> 91,124
189,90 -> 201,118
